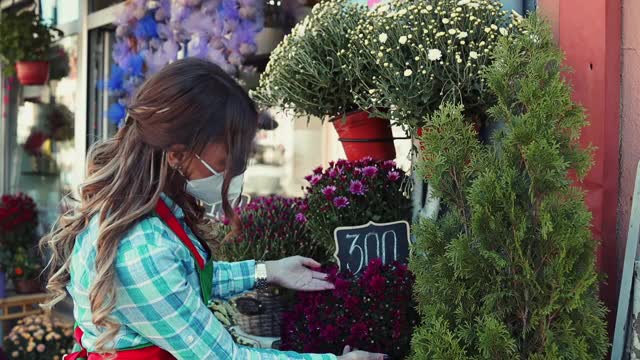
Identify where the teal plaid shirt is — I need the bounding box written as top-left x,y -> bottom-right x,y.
68,194 -> 336,360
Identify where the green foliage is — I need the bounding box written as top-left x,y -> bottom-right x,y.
0,11 -> 63,76
409,15 -> 608,359
252,0 -> 370,120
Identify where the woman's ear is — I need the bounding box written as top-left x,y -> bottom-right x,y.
166,144 -> 188,170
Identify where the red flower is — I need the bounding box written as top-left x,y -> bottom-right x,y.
14,267 -> 23,276
334,277 -> 351,298
350,322 -> 368,340
344,296 -> 361,311
320,325 -> 340,342
367,275 -> 387,297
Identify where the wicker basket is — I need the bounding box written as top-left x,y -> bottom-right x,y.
231,286 -> 286,338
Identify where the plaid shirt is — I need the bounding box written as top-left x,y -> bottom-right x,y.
68,195 -> 336,360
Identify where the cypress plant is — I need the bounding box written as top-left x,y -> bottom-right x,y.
409,16 -> 608,359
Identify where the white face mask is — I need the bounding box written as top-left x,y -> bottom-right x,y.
184,155 -> 245,211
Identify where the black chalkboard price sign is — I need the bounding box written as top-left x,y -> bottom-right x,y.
333,220 -> 410,275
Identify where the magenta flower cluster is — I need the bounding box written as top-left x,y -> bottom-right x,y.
214,195 -> 330,263
281,258 -> 418,358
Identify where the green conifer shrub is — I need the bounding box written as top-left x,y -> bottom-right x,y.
409,16 -> 608,359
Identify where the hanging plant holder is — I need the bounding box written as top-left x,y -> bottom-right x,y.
16,61 -> 50,85
332,110 -> 397,161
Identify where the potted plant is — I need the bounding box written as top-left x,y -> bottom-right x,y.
0,10 -> 64,85
212,195 -> 330,338
345,0 -> 521,134
9,246 -> 44,294
0,193 -> 38,297
252,0 -> 397,161
3,314 -> 74,359
281,259 -> 418,358
303,158 -> 411,251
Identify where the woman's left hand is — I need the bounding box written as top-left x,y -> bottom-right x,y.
266,256 -> 335,291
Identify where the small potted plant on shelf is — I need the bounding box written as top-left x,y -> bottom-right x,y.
9,246 -> 44,294
0,10 -> 64,85
0,193 -> 38,297
252,0 -> 396,161
212,195 -> 330,338
3,314 -> 74,359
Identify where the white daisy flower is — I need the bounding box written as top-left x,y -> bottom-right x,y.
448,29 -> 457,35
428,49 -> 443,61
399,36 -> 408,44
500,27 -> 508,36
470,51 -> 478,59
379,33 -> 388,43
457,0 -> 470,4
442,18 -> 450,24
457,31 -> 468,39
404,69 -> 413,76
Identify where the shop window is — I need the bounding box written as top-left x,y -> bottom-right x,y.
89,0 -> 122,13
5,35 -> 79,230
41,0 -> 79,25
87,28 -> 118,147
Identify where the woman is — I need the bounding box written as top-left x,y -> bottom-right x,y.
41,58 -> 386,360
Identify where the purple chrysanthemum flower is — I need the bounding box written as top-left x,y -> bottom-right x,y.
387,171 -> 401,182
362,166 -> 379,177
349,180 -> 367,196
322,185 -> 337,197
295,213 -> 307,223
333,196 -> 350,209
310,174 -> 323,186
328,169 -> 338,178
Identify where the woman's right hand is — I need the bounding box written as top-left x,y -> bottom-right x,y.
337,345 -> 388,360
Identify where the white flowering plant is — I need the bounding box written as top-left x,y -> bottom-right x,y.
345,0 -> 524,130
251,0 -> 372,120
2,314 -> 74,360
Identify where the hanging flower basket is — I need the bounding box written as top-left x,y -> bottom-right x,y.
16,61 -> 50,85
331,111 -> 396,161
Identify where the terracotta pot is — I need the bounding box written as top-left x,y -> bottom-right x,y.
14,279 -> 42,294
332,111 -> 396,161
16,61 -> 50,85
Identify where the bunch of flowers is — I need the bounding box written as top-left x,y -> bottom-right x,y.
213,195 -> 331,263
304,158 -> 411,250
10,246 -> 43,281
107,0 -> 263,126
344,0 -> 524,130
252,0 -> 372,120
3,314 -> 74,360
0,193 -> 38,272
23,132 -> 50,157
281,259 -> 418,358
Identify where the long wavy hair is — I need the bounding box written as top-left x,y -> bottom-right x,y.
40,58 -> 258,355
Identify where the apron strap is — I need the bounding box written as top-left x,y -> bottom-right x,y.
155,198 -> 206,270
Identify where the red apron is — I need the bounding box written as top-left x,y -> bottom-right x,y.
65,198 -> 213,360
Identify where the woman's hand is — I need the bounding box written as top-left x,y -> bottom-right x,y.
265,256 -> 335,291
337,345 -> 388,360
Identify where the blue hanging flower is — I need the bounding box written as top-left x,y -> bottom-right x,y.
134,15 -> 159,40
127,54 -> 145,78
107,102 -> 126,124
107,64 -> 125,91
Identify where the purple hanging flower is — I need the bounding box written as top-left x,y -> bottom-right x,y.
387,171 -> 401,182
322,185 -> 337,198
333,196 -> 350,209
362,166 -> 379,177
134,15 -> 159,40
107,65 -> 125,91
107,102 -> 127,124
349,180 -> 367,196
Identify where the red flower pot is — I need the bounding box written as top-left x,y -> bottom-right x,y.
331,111 -> 396,161
15,61 -> 50,85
